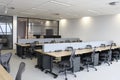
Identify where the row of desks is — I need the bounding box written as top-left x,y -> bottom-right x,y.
16,43 -> 43,58
35,46 -> 119,58
35,46 -> 120,78
16,42 -> 116,58
16,43 -> 120,78
0,65 -> 13,80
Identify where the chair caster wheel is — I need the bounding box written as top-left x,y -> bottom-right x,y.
54,75 -> 57,78
45,71 -> 48,74
74,75 -> 77,77
35,65 -> 37,68
65,78 -> 67,80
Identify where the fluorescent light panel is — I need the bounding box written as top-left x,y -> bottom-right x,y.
21,12 -> 35,15
32,8 -> 46,11
88,10 -> 100,14
50,0 -> 71,6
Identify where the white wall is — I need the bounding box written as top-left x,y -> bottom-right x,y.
59,14 -> 120,45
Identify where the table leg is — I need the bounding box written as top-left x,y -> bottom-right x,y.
45,56 -> 58,78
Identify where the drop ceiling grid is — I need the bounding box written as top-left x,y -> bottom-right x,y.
1,0 -> 120,19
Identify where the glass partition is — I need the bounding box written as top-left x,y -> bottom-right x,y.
28,19 -> 59,38
0,15 -> 13,49
17,17 -> 59,39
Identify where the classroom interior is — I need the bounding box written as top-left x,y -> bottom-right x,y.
1,0 -> 120,80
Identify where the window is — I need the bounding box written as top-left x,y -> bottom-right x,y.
0,15 -> 13,49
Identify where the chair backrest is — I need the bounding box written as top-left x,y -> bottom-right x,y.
1,52 -> 12,72
100,44 -> 106,47
77,40 -> 82,42
85,45 -> 92,49
112,43 -> 116,46
65,47 -> 73,51
109,43 -> 113,50
1,52 -> 12,65
34,41 -> 39,44
15,62 -> 25,80
110,43 -> 116,51
91,47 -> 96,62
50,40 -> 56,43
59,41 -> 64,43
65,40 -> 71,43
66,47 -> 75,68
30,42 -> 35,52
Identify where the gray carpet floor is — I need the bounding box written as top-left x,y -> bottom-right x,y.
2,50 -> 120,80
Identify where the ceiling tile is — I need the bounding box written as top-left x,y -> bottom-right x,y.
0,0 -> 120,19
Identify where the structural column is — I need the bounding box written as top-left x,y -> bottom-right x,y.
13,15 -> 17,49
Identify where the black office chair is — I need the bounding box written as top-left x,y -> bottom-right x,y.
15,62 -> 25,80
28,42 -> 36,60
82,45 -> 97,72
33,41 -> 42,49
85,45 -> 92,49
99,44 -> 112,66
1,52 -> 12,73
77,39 -> 82,42
50,40 -> 56,43
34,41 -> 39,44
112,43 -> 120,62
65,40 -> 71,43
59,47 -> 76,80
